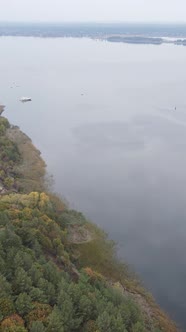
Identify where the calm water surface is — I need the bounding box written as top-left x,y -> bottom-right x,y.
1,37 -> 186,328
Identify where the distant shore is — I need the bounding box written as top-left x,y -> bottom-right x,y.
1,22 -> 186,45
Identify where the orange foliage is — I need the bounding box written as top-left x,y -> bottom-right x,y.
84,267 -> 104,283
1,314 -> 24,328
22,207 -> 33,219
40,214 -> 52,224
84,267 -> 95,277
38,193 -> 50,209
0,298 -> 15,317
9,209 -> 21,219
83,320 -> 99,332
25,303 -> 52,327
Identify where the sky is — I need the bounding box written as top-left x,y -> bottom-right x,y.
0,0 -> 186,23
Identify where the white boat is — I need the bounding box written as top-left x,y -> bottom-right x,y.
20,97 -> 32,102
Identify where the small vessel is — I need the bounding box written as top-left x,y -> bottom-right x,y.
20,97 -> 32,103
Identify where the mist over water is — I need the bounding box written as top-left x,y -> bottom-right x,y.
1,36 -> 186,328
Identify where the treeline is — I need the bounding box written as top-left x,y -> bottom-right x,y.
0,118 -> 21,192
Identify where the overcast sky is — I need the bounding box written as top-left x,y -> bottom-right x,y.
0,0 -> 186,23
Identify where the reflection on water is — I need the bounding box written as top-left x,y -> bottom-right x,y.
73,122 -> 145,150
1,37 -> 186,328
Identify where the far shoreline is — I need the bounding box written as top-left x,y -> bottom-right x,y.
1,22 -> 186,45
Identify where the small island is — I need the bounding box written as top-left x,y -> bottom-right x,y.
105,36 -> 163,45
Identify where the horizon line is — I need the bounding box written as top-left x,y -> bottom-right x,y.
1,20 -> 186,25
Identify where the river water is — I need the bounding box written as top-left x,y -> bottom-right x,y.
1,36 -> 186,328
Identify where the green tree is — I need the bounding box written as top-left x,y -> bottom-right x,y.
46,308 -> 64,332
29,287 -> 46,302
14,268 -> 32,294
132,321 -> 145,332
43,261 -> 61,285
28,264 -> 43,286
78,294 -> 93,321
97,311 -> 112,332
0,275 -> 11,297
15,293 -> 33,316
37,278 -> 56,304
30,321 -> 46,332
111,313 -> 127,332
57,289 -> 75,331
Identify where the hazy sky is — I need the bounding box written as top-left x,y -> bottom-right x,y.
0,0 -> 186,23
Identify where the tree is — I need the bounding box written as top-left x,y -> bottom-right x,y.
82,320 -> 98,332
0,298 -> 15,318
42,261 -> 61,285
78,295 -> 93,321
14,268 -> 32,294
111,313 -> 127,332
29,287 -> 46,302
25,303 -> 52,328
15,293 -> 33,316
0,275 -> 12,297
96,311 -> 112,332
30,321 -> 46,332
14,251 -> 33,272
46,308 -> 64,332
57,289 -> 75,331
37,278 -> 56,305
131,321 -> 145,332
0,314 -> 26,332
28,264 -> 43,286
